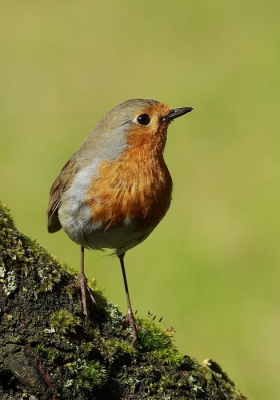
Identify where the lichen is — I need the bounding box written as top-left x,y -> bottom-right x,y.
0,202 -> 248,399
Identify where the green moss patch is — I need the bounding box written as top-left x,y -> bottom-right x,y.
0,202 -> 247,399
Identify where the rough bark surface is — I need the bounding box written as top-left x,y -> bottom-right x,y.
0,202 -> 248,400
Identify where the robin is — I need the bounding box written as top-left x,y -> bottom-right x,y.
47,99 -> 193,344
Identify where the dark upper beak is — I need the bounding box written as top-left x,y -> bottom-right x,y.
165,106 -> 193,121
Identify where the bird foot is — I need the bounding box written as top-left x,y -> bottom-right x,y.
121,311 -> 146,345
68,273 -> 96,316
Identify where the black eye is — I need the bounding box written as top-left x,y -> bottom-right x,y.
137,114 -> 151,126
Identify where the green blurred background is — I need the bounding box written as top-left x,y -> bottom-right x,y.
1,1 -> 280,398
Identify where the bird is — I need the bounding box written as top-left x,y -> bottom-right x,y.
47,99 -> 193,344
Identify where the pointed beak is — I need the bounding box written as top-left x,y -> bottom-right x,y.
165,106 -> 193,121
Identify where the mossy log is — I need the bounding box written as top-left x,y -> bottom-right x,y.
0,202 -> 248,400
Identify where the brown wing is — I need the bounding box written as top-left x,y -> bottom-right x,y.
46,154 -> 81,233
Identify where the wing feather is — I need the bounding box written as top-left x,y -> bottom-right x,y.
46,155 -> 80,233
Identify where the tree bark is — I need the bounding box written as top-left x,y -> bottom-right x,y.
0,202 -> 248,400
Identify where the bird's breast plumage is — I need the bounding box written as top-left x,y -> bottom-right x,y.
85,147 -> 173,232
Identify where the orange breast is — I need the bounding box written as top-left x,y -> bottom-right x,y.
85,139 -> 172,232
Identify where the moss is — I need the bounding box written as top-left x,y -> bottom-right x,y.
35,345 -> 58,362
67,360 -> 107,389
135,318 -> 185,366
100,338 -> 137,364
0,202 -> 248,400
50,310 -> 81,334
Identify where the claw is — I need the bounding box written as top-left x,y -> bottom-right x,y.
68,273 -> 96,316
121,310 -> 137,345
121,311 -> 146,345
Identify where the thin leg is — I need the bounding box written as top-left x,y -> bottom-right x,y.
81,245 -> 85,275
69,246 -> 96,316
78,246 -> 88,315
119,253 -> 137,345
